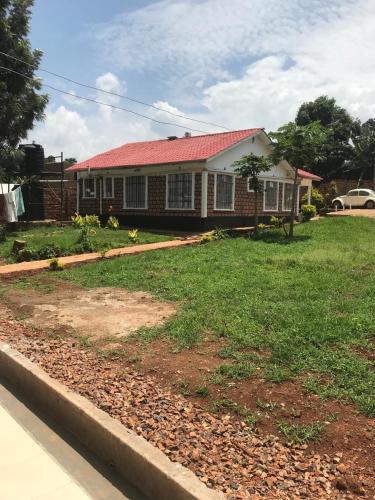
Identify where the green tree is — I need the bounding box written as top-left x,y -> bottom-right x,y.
0,0 -> 48,180
233,153 -> 273,233
269,122 -> 327,237
296,96 -> 355,179
350,119 -> 375,187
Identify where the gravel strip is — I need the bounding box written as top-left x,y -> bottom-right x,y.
0,309 -> 355,499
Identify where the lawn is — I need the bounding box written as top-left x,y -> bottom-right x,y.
0,225 -> 172,263
4,217 -> 375,417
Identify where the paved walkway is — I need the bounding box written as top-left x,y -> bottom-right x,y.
0,238 -> 199,276
0,380 -> 143,500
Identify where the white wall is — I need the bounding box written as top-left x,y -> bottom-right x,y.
207,131 -> 294,181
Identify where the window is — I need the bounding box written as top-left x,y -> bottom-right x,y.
347,190 -> 358,196
215,174 -> 234,210
103,177 -> 114,199
167,173 -> 194,209
263,180 -> 278,211
282,183 -> 294,211
359,190 -> 369,196
83,178 -> 96,198
124,176 -> 147,209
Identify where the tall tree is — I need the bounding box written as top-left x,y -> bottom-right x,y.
350,119 -> 375,187
296,96 -> 355,179
0,0 -> 48,180
233,153 -> 273,234
269,122 -> 327,237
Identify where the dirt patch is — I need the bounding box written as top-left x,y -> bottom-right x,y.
5,285 -> 176,339
327,209 -> 375,218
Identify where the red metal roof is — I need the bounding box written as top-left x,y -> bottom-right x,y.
66,129 -> 262,172
297,169 -> 322,181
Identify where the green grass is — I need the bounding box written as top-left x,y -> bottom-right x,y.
0,225 -> 172,262
8,217 -> 375,416
278,421 -> 325,444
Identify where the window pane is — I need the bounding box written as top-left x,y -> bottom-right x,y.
168,174 -> 193,209
103,178 -> 113,198
359,190 -> 368,196
216,174 -> 234,210
125,176 -> 146,208
84,179 -> 95,198
264,180 -> 278,210
283,183 -> 293,211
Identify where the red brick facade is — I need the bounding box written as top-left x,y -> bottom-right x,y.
78,173 -> 300,229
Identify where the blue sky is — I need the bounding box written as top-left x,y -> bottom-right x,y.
28,0 -> 375,160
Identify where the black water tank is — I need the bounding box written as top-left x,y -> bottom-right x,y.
19,143 -> 45,176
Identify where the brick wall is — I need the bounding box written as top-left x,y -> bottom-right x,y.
79,174 -> 202,218
320,178 -> 374,196
42,180 -> 77,220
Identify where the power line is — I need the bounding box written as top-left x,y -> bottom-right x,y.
0,50 -> 230,131
0,64 -> 211,134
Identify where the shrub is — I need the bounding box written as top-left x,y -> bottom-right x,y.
0,224 -> 6,243
301,204 -> 317,221
128,229 -> 139,243
15,244 -> 63,262
77,225 -> 95,252
71,213 -> 101,229
15,248 -> 39,262
200,233 -> 214,244
212,227 -> 229,240
71,213 -> 84,228
49,257 -> 64,271
301,188 -> 324,209
106,216 -> 119,230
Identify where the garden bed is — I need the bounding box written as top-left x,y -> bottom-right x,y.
0,224 -> 172,264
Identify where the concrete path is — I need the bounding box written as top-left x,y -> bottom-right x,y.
0,238 -> 199,276
0,380 -> 143,500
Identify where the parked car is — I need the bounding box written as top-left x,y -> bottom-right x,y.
332,189 -> 375,209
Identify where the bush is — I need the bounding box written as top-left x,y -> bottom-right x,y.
213,227 -> 229,240
128,229 -> 139,243
49,257 -> 64,271
77,225 -> 95,252
301,188 -> 324,209
15,244 -> 64,262
106,216 -> 119,230
71,213 -> 101,229
0,224 -> 6,243
200,233 -> 214,244
301,204 -> 317,221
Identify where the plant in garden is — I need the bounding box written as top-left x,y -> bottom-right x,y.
270,122 -> 327,237
200,233 -> 214,244
71,213 -> 84,228
0,225 -> 6,243
212,227 -> 229,240
106,216 -> 120,230
301,204 -> 317,221
301,188 -> 324,209
48,257 -> 64,271
233,153 -> 273,234
71,213 -> 101,229
270,215 -> 288,235
128,229 -> 139,243
77,225 -> 95,252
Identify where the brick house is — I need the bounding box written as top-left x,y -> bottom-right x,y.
66,129 -> 321,230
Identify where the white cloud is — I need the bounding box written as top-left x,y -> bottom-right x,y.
94,0 -> 355,89
30,0 -> 375,160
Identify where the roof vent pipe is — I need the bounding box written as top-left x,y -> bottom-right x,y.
185,132 -> 192,138
167,136 -> 178,141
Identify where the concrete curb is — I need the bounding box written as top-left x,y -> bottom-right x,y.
0,343 -> 223,500
0,238 -> 199,277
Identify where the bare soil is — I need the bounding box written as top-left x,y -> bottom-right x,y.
1,282 -> 374,498
4,284 -> 176,339
327,209 -> 375,218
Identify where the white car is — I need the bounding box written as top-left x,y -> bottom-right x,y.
332,188 -> 375,210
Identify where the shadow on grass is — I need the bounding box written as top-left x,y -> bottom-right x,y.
250,232 -> 311,245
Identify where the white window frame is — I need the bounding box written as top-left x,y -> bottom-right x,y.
123,175 -> 148,209
82,177 -> 96,199
262,179 -> 279,212
214,173 -> 235,211
282,181 -> 294,212
102,176 -> 114,199
166,173 -> 195,210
